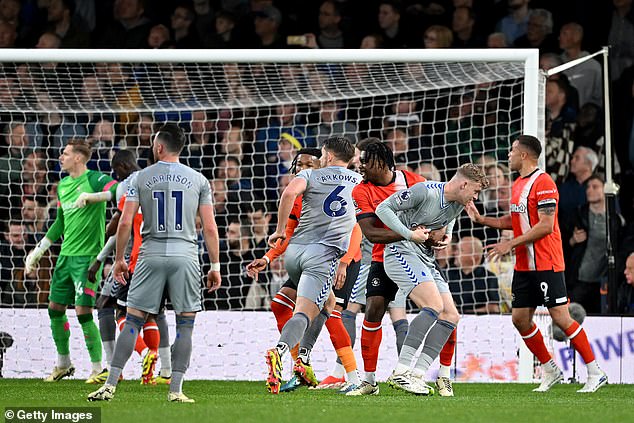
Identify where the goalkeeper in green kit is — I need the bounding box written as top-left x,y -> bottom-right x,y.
25,139 -> 118,383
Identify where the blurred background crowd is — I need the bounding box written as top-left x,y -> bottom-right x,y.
1,0 -> 634,316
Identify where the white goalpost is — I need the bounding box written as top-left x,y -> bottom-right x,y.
0,48 -> 547,381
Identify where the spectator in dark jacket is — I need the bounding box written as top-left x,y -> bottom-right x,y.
567,175 -> 625,313
619,252 -> 634,314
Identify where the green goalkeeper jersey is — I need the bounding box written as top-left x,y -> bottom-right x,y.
46,169 -> 118,257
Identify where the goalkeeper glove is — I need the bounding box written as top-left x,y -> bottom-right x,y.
25,237 -> 52,274
74,191 -> 113,208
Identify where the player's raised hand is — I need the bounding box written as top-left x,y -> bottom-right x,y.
267,230 -> 286,248
465,200 -> 482,223
207,269 -> 221,293
571,227 -> 587,245
87,259 -> 102,283
113,259 -> 129,285
246,258 -> 268,279
334,262 -> 347,290
409,226 -> 431,244
487,239 -> 513,262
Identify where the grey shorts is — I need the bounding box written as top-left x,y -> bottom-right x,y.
349,263 -> 370,306
127,255 -> 202,314
383,243 -> 449,298
284,243 -> 341,309
347,262 -> 408,309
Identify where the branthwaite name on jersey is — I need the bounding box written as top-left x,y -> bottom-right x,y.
144,173 -> 194,190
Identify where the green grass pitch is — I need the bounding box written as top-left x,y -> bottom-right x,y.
0,380 -> 632,423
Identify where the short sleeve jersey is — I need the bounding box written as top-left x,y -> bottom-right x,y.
126,161 -> 212,257
289,166 -> 361,252
57,170 -> 117,256
510,169 -> 565,272
352,170 -> 425,262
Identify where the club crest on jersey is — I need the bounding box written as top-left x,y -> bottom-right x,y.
126,187 -> 136,197
510,203 -> 526,213
396,190 -> 411,205
353,199 -> 361,214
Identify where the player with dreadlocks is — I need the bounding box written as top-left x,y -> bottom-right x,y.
315,139 -> 409,388
247,147 -> 363,393
344,138 -> 429,395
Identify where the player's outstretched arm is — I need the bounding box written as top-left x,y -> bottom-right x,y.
375,186 -> 430,244
268,177 -> 307,248
74,191 -> 114,208
357,216 -> 404,244
248,210 -> 301,279
487,206 -> 555,262
465,201 -> 512,229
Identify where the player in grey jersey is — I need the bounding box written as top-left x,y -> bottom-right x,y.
265,136 -> 360,394
88,124 -> 221,403
375,163 -> 489,395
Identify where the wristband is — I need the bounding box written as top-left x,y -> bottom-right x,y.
263,255 -> 271,265
210,263 -> 221,272
38,237 -> 52,251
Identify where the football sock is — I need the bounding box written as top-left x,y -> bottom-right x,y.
271,293 -> 295,333
78,313 -> 102,365
118,316 -> 148,356
48,308 -> 70,363
414,319 -> 456,375
360,320 -> 382,374
326,312 -> 357,373
325,311 -> 352,350
336,310 -> 357,367
520,323 -> 552,364
107,313 -> 145,385
97,308 -> 116,368
143,321 -> 160,352
398,307 -> 438,368
290,344 -> 299,361
336,347 -> 357,374
156,312 -> 171,377
440,328 -> 457,367
564,321 -> 597,370
170,315 -> 195,393
330,362 -> 346,379
392,319 -> 409,355
278,312 -> 310,355
299,310 -> 329,354
438,364 -> 451,379
341,309 -> 357,347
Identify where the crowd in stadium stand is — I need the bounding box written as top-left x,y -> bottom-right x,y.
1,0 -> 634,315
